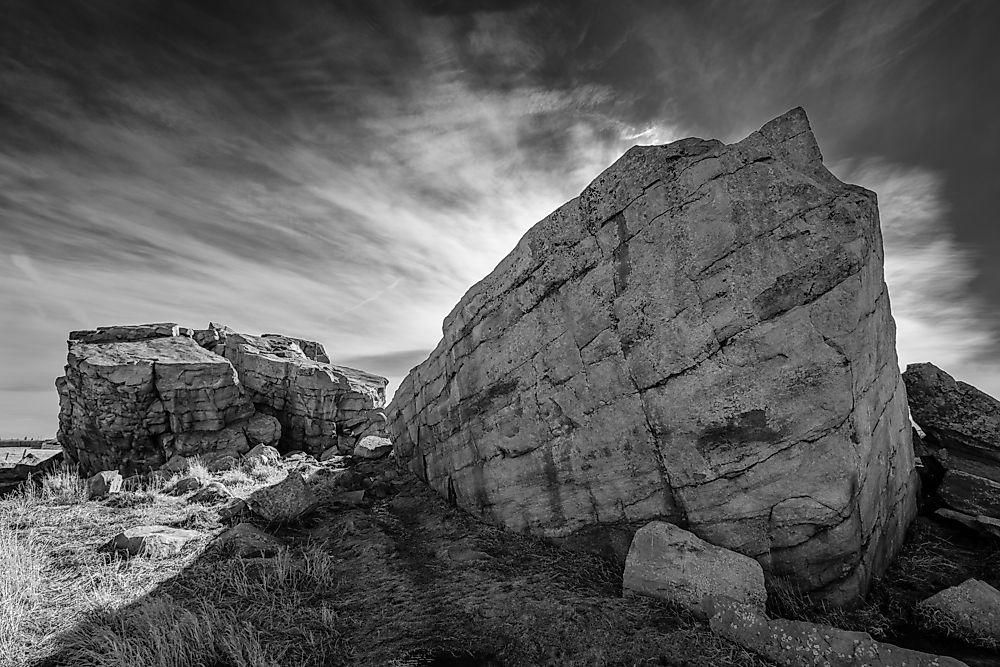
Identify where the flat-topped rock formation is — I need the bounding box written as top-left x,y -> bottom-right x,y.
56,323 -> 387,476
388,107 -> 918,604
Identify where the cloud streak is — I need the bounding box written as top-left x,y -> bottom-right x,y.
0,0 -> 997,436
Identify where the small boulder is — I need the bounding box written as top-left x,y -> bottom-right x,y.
102,526 -> 199,558
86,470 -> 123,499
918,579 -> 1000,646
218,497 -> 248,522
353,435 -> 392,459
247,473 -> 317,523
244,443 -> 281,467
623,521 -> 766,617
212,522 -> 285,558
167,476 -> 204,496
189,481 -> 233,505
707,596 -> 969,667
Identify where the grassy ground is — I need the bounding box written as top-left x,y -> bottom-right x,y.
1,458 -> 772,667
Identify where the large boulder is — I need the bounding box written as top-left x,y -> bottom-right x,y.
221,330 -> 388,456
387,107 -> 917,603
622,521 -> 766,617
56,334 -> 256,476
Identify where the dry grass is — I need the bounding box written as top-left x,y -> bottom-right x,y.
0,490 -> 46,663
183,457 -> 211,483
38,463 -> 89,505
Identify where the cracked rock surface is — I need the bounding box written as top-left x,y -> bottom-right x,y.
56,323 -> 388,476
387,107 -> 917,603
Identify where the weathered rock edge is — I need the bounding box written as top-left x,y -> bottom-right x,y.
387,107 -> 917,604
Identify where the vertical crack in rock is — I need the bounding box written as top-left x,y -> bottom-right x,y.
387,107 -> 917,604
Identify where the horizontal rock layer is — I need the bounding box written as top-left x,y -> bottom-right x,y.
388,107 -> 917,603
56,322 -> 388,475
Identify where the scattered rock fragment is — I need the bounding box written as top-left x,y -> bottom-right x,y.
101,525 -> 199,558
247,473 -> 317,523
918,579 -> 1000,647
212,522 -> 285,558
86,470 -> 122,499
189,481 -> 233,505
622,521 -> 766,617
707,596 -> 969,667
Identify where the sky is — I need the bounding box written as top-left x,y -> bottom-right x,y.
1,0 -> 998,438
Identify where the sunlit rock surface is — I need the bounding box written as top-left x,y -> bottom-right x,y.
56,323 -> 387,475
388,108 -> 917,603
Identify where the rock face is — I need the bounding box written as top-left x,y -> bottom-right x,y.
622,521 -> 766,617
904,363 -> 1000,518
56,323 -> 387,476
221,331 -> 388,456
387,108 -> 917,603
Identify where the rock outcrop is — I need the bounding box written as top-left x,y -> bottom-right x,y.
56,323 -> 387,476
388,108 -> 917,603
904,363 -> 1000,519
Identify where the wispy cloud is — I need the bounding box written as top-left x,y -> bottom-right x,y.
832,159 -> 1000,395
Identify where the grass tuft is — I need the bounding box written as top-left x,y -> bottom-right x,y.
51,595 -> 279,667
39,464 -> 89,505
0,508 -> 44,663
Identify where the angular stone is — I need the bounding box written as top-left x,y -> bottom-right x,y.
623,521 -> 765,617
56,335 -> 254,476
903,363 -> 1000,482
938,469 -> 1000,519
918,579 -> 1000,645
86,470 -> 122,499
934,507 -> 981,533
707,597 -> 968,667
260,333 -> 331,363
353,435 -> 393,460
102,525 -> 199,558
0,446 -> 62,494
387,107 -> 917,603
221,329 -> 388,455
247,473 -> 317,523
212,522 -> 285,558
189,481 -> 233,505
